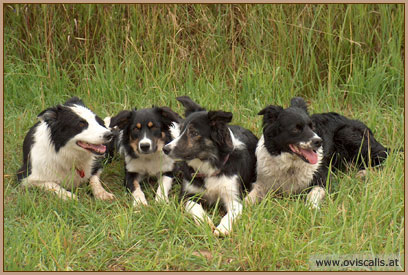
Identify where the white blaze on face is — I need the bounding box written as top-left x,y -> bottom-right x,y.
139,133 -> 152,152
70,105 -> 110,145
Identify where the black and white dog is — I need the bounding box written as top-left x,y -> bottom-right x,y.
163,96 -> 258,236
107,106 -> 182,206
16,97 -> 115,200
245,97 -> 388,209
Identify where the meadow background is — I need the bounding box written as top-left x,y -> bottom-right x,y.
4,4 -> 404,271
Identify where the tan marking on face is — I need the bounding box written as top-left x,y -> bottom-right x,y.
186,135 -> 197,149
157,138 -> 165,151
130,138 -> 139,153
148,121 -> 153,128
136,123 -> 141,129
161,132 -> 165,139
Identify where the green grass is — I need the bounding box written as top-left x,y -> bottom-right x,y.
4,4 -> 404,271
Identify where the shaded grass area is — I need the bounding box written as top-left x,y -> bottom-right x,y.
4,4 -> 404,271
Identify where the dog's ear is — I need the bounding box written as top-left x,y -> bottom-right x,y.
37,106 -> 60,122
155,106 -> 182,126
208,111 -> 234,156
258,105 -> 283,125
176,96 -> 206,117
208,110 -> 233,125
64,96 -> 85,107
290,97 -> 308,114
110,110 -> 133,129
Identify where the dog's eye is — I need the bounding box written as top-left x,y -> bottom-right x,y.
308,123 -> 314,130
78,120 -> 88,128
292,124 -> 303,134
189,130 -> 199,137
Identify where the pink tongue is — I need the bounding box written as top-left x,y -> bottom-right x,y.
90,144 -> 106,153
299,148 -> 318,164
80,142 -> 106,153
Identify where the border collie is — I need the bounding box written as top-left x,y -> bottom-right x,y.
108,106 -> 182,206
16,97 -> 114,200
245,97 -> 388,209
163,96 -> 258,236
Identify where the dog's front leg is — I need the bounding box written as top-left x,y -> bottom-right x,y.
185,200 -> 215,230
214,196 -> 243,237
306,186 -> 326,210
89,169 -> 115,200
155,174 -> 173,202
244,183 -> 263,205
126,172 -> 148,206
22,179 -> 78,200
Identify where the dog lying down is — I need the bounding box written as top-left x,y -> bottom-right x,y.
16,97 -> 114,201
245,97 -> 388,209
107,106 -> 182,206
163,96 -> 258,236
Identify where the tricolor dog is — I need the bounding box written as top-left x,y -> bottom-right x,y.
163,96 -> 258,236
17,97 -> 114,200
245,97 -> 388,209
108,106 -> 182,206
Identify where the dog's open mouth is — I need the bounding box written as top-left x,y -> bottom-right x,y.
289,144 -> 318,164
77,141 -> 106,155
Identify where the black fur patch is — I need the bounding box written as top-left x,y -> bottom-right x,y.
110,107 -> 180,158
16,122 -> 38,181
39,105 -> 90,152
260,96 -> 388,187
169,96 -> 258,198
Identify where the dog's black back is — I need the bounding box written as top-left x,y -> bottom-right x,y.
311,112 -> 387,171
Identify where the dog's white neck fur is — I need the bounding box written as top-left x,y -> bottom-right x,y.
27,119 -> 98,188
124,149 -> 175,176
169,122 -> 180,139
254,135 -> 323,196
120,123 -> 179,177
228,128 -> 246,150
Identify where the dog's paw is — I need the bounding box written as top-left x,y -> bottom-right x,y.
307,202 -> 321,210
356,169 -> 367,180
94,190 -> 115,201
60,192 -> 78,201
306,186 -> 325,210
213,225 -> 231,237
155,193 -> 169,203
132,197 -> 148,207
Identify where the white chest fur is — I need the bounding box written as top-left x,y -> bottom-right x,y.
28,122 -> 95,187
124,150 -> 175,177
184,159 -> 240,204
255,135 -> 323,195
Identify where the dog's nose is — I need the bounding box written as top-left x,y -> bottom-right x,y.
312,137 -> 322,148
139,143 -> 151,152
163,145 -> 170,155
103,132 -> 113,142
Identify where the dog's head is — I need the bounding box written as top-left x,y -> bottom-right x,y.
163,96 -> 234,164
259,97 -> 322,164
110,106 -> 181,156
37,96 -> 113,154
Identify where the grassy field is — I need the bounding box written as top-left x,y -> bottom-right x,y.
4,4 -> 404,271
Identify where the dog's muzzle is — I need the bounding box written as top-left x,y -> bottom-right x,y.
162,144 -> 171,155
103,131 -> 113,142
289,136 -> 322,165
